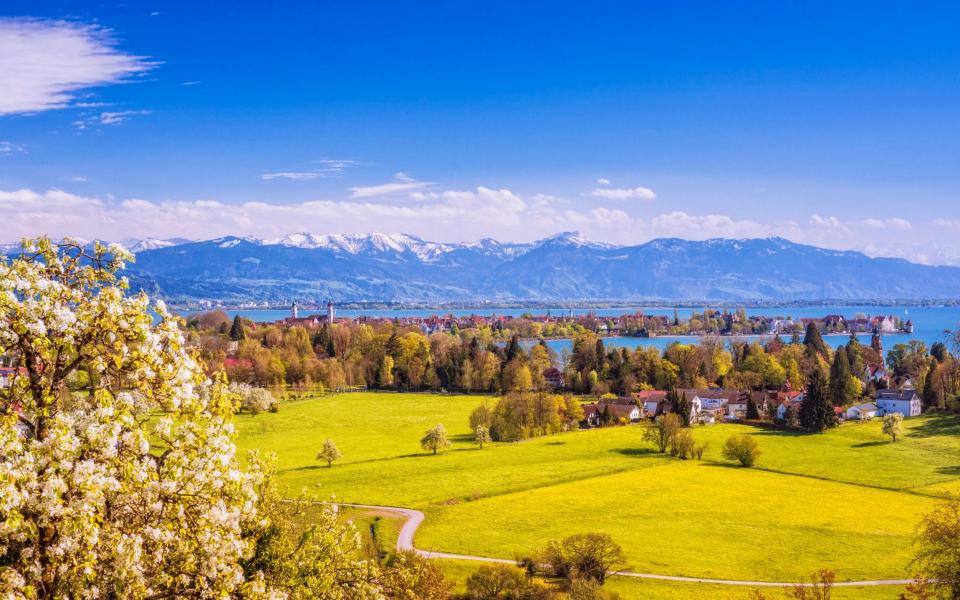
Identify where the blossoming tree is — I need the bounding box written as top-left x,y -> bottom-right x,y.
0,239 -> 382,599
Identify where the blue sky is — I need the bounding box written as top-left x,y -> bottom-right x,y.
1,2 -> 959,263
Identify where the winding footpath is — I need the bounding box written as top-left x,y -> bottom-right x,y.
340,503 -> 912,588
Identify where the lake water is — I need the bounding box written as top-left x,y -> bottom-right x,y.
186,305 -> 960,352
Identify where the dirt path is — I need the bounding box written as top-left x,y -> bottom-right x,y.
339,503 -> 912,588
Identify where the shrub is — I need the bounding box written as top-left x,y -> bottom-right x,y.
542,533 -> 626,584
722,434 -> 761,467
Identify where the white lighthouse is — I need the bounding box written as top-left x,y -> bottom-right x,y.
291,301 -> 299,319
327,300 -> 335,323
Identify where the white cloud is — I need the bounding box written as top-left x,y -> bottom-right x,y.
262,159 -> 359,181
648,211 -> 770,238
349,172 -> 431,198
0,19 -> 154,116
862,217 -> 912,230
809,214 -> 851,233
590,186 -> 656,201
933,219 -> 960,230
0,141 -> 26,155
261,171 -> 322,181
74,109 -> 150,129
597,177 -> 611,185
65,176 -> 88,182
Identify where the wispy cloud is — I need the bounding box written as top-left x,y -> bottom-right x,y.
73,109 -> 151,129
862,217 -> 912,230
590,186 -> 656,201
597,177 -> 611,185
0,141 -> 26,155
260,171 -> 323,181
0,18 -> 154,116
65,176 -> 88,183
261,159 -> 360,181
349,172 -> 431,198
180,81 -> 201,86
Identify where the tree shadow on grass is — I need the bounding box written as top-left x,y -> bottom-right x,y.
852,440 -> 890,448
545,441 -> 566,446
907,414 -> 960,438
610,447 -> 659,457
936,465 -> 960,476
450,433 -> 475,443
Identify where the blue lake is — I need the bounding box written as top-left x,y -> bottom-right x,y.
185,305 -> 960,352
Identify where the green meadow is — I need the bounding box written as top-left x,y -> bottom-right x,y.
234,391 -> 960,594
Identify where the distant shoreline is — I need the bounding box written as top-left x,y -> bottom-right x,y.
174,299 -> 959,311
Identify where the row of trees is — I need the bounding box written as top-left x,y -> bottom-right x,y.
195,308 -> 960,414
469,393 -> 585,442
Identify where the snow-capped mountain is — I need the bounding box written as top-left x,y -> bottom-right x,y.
119,233 -> 960,302
122,237 -> 193,253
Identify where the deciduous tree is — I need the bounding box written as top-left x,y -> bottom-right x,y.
317,438 -> 342,467
421,423 -> 451,455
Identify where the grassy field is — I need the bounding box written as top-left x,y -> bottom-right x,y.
235,391 -> 960,592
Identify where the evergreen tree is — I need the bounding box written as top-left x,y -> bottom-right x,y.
594,338 -> 606,373
845,335 -> 865,381
668,388 -> 690,426
803,322 -> 828,357
746,396 -> 760,420
505,335 -> 521,362
829,347 -> 854,407
800,367 -> 835,432
228,315 -> 246,341
922,363 -> 939,409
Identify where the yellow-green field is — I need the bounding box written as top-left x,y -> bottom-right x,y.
235,391 -> 960,595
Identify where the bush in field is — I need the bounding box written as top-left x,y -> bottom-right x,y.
464,564 -> 529,599
785,568 -> 835,599
380,551 -> 453,600
542,532 -> 626,585
569,578 -> 624,600
722,434 -> 762,467
671,429 -> 696,459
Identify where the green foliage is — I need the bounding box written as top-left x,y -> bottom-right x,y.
911,498 -> 960,600
229,314 -> 246,340
803,322 -> 829,358
829,347 -> 856,407
722,434 -> 761,467
801,368 -> 837,433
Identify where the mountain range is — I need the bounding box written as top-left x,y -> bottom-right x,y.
90,232 -> 960,303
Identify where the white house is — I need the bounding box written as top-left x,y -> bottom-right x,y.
845,402 -> 880,421
0,367 -> 18,388
875,389 -> 922,417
